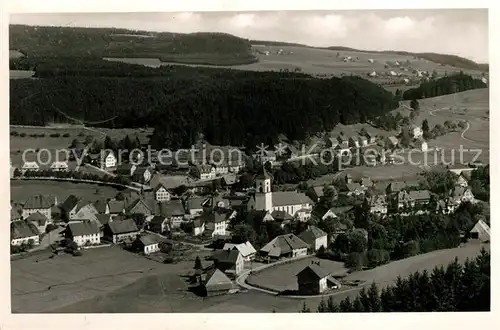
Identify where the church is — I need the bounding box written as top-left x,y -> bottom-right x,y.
247,168 -> 313,218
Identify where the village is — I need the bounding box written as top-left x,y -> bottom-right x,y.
10,125 -> 490,298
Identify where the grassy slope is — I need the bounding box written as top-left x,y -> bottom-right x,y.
9,25 -> 257,66
250,39 -> 488,72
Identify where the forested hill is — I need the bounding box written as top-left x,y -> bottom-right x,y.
9,25 -> 256,66
403,73 -> 487,100
9,64 -> 398,149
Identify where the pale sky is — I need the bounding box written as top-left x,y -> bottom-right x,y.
10,9 -> 489,63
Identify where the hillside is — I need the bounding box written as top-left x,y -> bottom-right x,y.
402,73 -> 487,100
9,24 -> 257,66
251,40 -> 488,71
9,63 -> 398,149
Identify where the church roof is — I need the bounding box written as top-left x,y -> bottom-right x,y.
255,166 -> 272,180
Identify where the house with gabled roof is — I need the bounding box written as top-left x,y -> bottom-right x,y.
386,136 -> 399,148
194,164 -> 217,180
203,209 -> 232,238
260,234 -> 308,260
100,150 -> 117,170
202,268 -> 235,297
469,219 -> 490,242
296,262 -> 342,295
148,216 -> 170,234
105,218 -> 140,244
368,194 -> 388,214
22,161 -> 40,173
11,206 -> 22,222
11,221 -> 40,246
73,203 -> 99,222
50,161 -> 69,172
212,249 -> 244,277
450,187 -> 475,206
154,183 -> 171,202
108,199 -> 125,217
132,167 -> 152,184
298,226 -> 328,251
185,196 -> 209,217
158,200 -> 185,228
271,210 -> 293,227
345,183 -> 365,196
65,220 -> 101,246
193,217 -> 206,236
26,212 -> 50,233
125,199 -> 152,217
22,194 -> 53,220
456,173 -> 469,188
93,199 -> 110,214
133,234 -> 163,254
348,136 -> 360,149
223,241 -> 257,262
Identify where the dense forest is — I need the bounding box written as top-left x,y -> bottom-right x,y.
303,249 -> 490,312
402,73 -> 487,100
10,62 -> 398,149
9,25 -> 256,65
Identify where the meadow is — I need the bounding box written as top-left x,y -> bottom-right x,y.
10,180 -> 119,203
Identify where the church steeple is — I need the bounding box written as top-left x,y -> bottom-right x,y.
254,166 -> 272,211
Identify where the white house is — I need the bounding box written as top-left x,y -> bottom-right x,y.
298,226 -> 328,252
154,183 -> 171,202
50,161 -> 69,171
368,195 -> 388,214
135,235 -> 161,255
193,218 -> 205,236
212,162 -> 229,175
196,165 -> 217,180
10,221 -> 40,246
66,221 -> 101,246
456,174 -> 469,188
260,234 -> 309,260
100,150 -> 117,169
22,194 -> 53,220
22,161 -> 39,173
223,241 -> 257,262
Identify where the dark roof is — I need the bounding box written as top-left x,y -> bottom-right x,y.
203,269 -> 234,291
260,234 -> 308,257
193,218 -> 205,228
11,221 -> 39,239
298,226 -> 327,245
134,167 -> 150,176
272,191 -> 312,206
26,212 -> 48,224
11,207 -> 21,220
60,195 -> 80,213
108,200 -> 125,214
159,200 -> 185,217
154,183 -> 168,193
296,264 -> 330,280
150,215 -> 167,226
68,221 -> 100,236
108,218 -> 139,234
346,183 -> 362,191
137,234 -> 163,246
125,198 -> 151,214
213,249 -> 240,265
271,210 -> 293,221
116,163 -> 135,174
93,199 -> 109,214
23,194 -> 52,209
95,214 -> 112,226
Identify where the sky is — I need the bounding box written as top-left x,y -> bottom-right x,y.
10,9 -> 489,63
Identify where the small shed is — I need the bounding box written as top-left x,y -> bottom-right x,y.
296,261 -> 342,295
469,219 -> 490,242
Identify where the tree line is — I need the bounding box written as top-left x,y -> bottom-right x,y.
10,67 -> 399,150
403,73 -> 487,100
302,248 -> 490,312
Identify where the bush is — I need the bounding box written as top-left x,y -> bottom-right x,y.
62,133 -> 70,137
50,133 -> 61,138
45,223 -> 59,233
11,131 -> 19,136
19,132 -> 27,137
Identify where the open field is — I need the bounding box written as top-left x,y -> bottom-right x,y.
11,246 -> 211,313
42,243 -> 488,313
247,257 -> 347,292
10,180 -> 119,203
105,44 -> 485,85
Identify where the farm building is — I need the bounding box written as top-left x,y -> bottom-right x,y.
296,262 -> 342,295
368,194 -> 388,214
21,194 -> 54,220
105,218 -> 140,244
223,241 -> 257,262
298,226 -> 328,252
259,234 -> 308,260
148,215 -> 169,234
50,161 -> 69,171
469,219 -> 490,243
346,183 -> 365,196
133,234 -> 162,254
10,221 -> 40,246
202,268 -> 235,297
415,138 -> 428,152
116,163 -> 137,177
158,200 -> 185,228
65,220 -> 101,247
192,218 -> 205,236
153,183 -> 171,202
25,212 -> 50,233
455,173 -> 469,188
212,249 -> 244,277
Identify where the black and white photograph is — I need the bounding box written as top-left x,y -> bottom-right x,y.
6,4 -> 491,316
